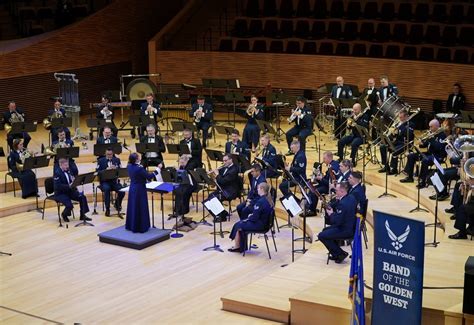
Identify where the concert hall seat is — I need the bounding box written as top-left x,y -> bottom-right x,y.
219,39 -> 233,51
252,39 -> 268,52
243,209 -> 277,259
454,49 -> 469,64
346,1 -> 361,20
278,19 -> 293,38
72,5 -> 88,18
311,20 -> 326,40
432,4 -> 448,23
269,40 -> 284,52
342,21 -> 358,41
235,39 -> 250,52
318,42 -> 334,55
294,20 -> 310,38
36,7 -> 54,20
374,23 -> 390,42
363,2 -> 378,20
279,0 -> 294,18
466,5 -> 474,24
359,22 -> 375,41
295,0 -> 311,17
397,3 -> 412,21
449,4 -> 465,24
368,44 -> 383,58
425,25 -> 441,45
441,26 -> 458,46
392,23 -> 407,43
232,19 -> 248,37
408,24 -> 424,44
263,19 -> 278,38
436,48 -> 452,62
352,43 -> 367,57
335,43 -> 350,56
313,0 -> 327,19
245,0 -> 260,17
414,3 -> 429,22
302,41 -> 317,54
385,45 -> 400,59
330,0 -> 344,19
459,27 -> 474,47
419,47 -> 435,61
286,40 -> 301,53
380,2 -> 395,21
263,0 -> 277,16
401,46 -> 417,60
248,19 -> 263,37
327,21 -> 342,40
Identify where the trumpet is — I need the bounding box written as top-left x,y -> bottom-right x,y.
194,106 -> 203,123
43,110 -> 63,130
5,111 -> 25,134
146,104 -> 155,118
100,106 -> 113,120
246,104 -> 257,116
287,107 -> 302,123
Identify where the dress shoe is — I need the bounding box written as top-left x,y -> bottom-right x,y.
400,177 -> 414,183
467,228 -> 474,236
328,254 -> 337,260
448,231 -> 467,240
227,247 -> 240,252
445,207 -> 455,214
335,252 -> 348,264
105,209 -> 110,217
388,169 -> 398,176
62,215 -> 70,222
378,167 -> 388,173
114,202 -> 121,211
80,215 -> 92,221
416,182 -> 426,189
437,193 -> 449,201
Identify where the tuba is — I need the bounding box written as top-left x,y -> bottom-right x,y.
455,135 -> 474,158
43,110 -> 63,130
5,111 -> 24,134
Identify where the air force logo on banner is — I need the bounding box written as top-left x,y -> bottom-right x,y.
299,162 -> 305,167
385,220 -> 410,251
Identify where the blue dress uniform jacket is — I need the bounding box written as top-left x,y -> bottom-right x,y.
97,155 -> 125,211
236,174 -> 266,220
8,150 -> 38,198
139,135 -> 166,166
4,108 -> 32,148
243,104 -> 265,148
216,163 -> 241,200
230,196 -> 274,252
225,140 -> 250,160
140,101 -> 163,122
377,83 -> 399,102
286,106 -> 313,151
261,143 -> 278,177
423,132 -> 447,160
190,102 -> 213,147
446,93 -> 466,114
52,138 -> 78,176
96,135 -> 118,145
349,183 -> 367,212
174,162 -> 197,216
290,150 -> 307,181
53,168 -> 89,217
319,160 -> 340,188
125,163 -> 156,233
331,85 -> 353,99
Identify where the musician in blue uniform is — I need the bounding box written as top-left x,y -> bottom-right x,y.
360,78 -> 378,119
210,153 -> 241,201
171,154 -> 197,219
279,140 -> 306,196
377,75 -> 399,103
400,119 -> 447,188
258,134 -> 279,178
446,83 -> 466,114
52,128 -> 78,177
285,96 -> 313,154
96,126 -> 118,145
307,151 -> 340,213
331,76 -> 353,140
190,95 -> 213,148
318,182 -> 357,263
4,101 -> 31,149
337,103 -> 369,167
96,95 -> 117,136
179,128 -> 202,170
48,99 -> 71,143
225,129 -> 249,160
348,171 -> 367,212
140,93 -> 162,137
228,182 -> 274,252
125,153 -> 158,233
378,110 -> 414,175
243,95 -> 265,153
8,139 -> 38,199
236,164 -> 266,220
54,158 -> 91,222
97,148 -> 125,216
139,124 -> 166,167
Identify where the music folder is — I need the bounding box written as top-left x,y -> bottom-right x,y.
213,125 -> 234,136
98,168 -> 120,182
56,146 -> 80,159
93,143 -> 122,156
166,143 -> 191,155
129,114 -> 156,127
205,149 -> 224,162
71,172 -> 96,188
280,193 -> 303,219
51,117 -> 73,128
136,142 -> 160,153
10,121 -> 38,133
203,196 -> 228,219
23,155 -> 50,171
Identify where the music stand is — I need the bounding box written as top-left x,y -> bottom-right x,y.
256,119 -> 280,143
205,149 -> 224,168
213,125 -> 235,144
71,172 -> 96,227
425,172 -> 444,248
24,155 -> 50,212
409,147 -> 430,214
202,78 -> 229,99
280,193 -> 304,262
86,118 -> 116,139
136,142 -> 160,155
93,143 -> 122,157
253,157 -> 276,179
129,114 -> 156,138
166,143 -> 191,156
340,98 -> 357,109
378,134 -> 397,198
202,195 -> 228,252
224,92 -> 245,126
271,93 -> 289,139
354,124 -> 372,186
171,121 -> 196,133
98,168 -> 125,219
10,121 -> 38,134
0,147 -> 4,157
231,153 -> 252,172
56,146 -> 80,160
188,170 -> 212,226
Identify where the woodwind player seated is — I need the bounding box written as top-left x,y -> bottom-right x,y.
225,128 -> 249,160
172,154 -> 197,220
97,148 -> 125,216
139,124 -> 166,167
236,164 -> 266,220
52,128 -> 78,177
210,153 -> 240,202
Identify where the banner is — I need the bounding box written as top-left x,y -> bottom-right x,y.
371,211 -> 425,325
349,213 -> 365,325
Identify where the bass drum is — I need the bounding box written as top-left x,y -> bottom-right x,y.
125,78 -> 158,101
374,96 -> 410,128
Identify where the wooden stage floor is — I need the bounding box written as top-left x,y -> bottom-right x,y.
0,115 -> 472,324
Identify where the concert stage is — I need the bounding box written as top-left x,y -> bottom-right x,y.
98,225 -> 171,250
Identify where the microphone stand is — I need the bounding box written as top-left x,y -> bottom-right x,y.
378,135 -> 397,198
425,191 -> 440,248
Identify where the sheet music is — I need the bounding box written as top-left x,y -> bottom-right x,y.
281,196 -> 302,217
146,181 -> 164,190
119,186 -> 129,192
433,157 -> 445,175
204,197 -> 225,215
430,173 -> 445,193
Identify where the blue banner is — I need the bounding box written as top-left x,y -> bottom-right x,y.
349,213 -> 365,325
372,211 -> 425,325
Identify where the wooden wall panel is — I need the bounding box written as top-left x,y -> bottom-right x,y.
152,51 -> 474,105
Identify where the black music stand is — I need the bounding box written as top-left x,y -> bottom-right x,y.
205,149 -> 224,168
354,124 -> 372,186
50,117 -> 72,129
72,172 -> 96,227
129,114 -> 156,138
10,121 -> 38,135
188,169 -> 213,226
409,147 -> 430,213
378,135 -> 397,198
313,117 -> 327,161
24,155 -> 50,213
166,143 -> 191,156
256,119 -> 280,143
425,172 -> 444,248
56,146 -> 80,160
224,92 -> 245,126
231,153 -> 252,172
98,168 -> 125,219
171,121 -> 197,133
93,143 -> 122,157
213,125 -> 235,144
0,147 -> 4,157
253,157 -> 277,179
280,193 -> 304,262
202,78 -> 228,99
86,118 -> 116,139
202,195 -> 228,252
136,143 -> 161,155
271,93 -> 289,138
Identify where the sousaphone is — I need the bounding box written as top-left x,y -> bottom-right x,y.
125,78 -> 158,101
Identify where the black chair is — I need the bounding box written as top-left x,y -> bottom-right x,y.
442,26 -> 458,47
252,39 -> 267,52
449,4 -> 465,24
380,2 -> 395,21
245,0 -> 260,17
286,40 -> 301,53
419,47 -> 435,61
269,40 -> 284,53
432,4 -> 447,23
454,49 -> 469,64
327,21 -> 342,40
352,43 -> 367,57
235,39 -> 250,52
385,45 -> 400,59
401,46 -> 417,60
313,0 -> 327,19
359,22 -> 375,41
335,42 -> 350,56
359,198 -> 369,249
295,0 -> 311,17
302,41 -> 317,54
346,1 -> 361,20
294,19 -> 310,38
425,25 -> 441,45
343,22 -> 358,41
397,3 -> 412,21
248,19 -> 263,37
263,19 -> 278,38
232,18 -> 248,37
408,24 -> 424,44
4,171 -> 18,197
392,23 -> 407,43
374,22 -> 390,42
459,27 -> 473,47
219,39 -> 233,51
363,2 -> 378,19
330,0 -> 344,18
263,0 -> 277,16
326,230 -> 354,264
279,19 -> 293,38
311,21 -> 326,39
279,0 -> 294,18
368,44 -> 383,58
42,177 -> 75,226
414,3 -> 429,22
436,48 -> 452,62
243,210 -> 277,259
318,42 -> 334,55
